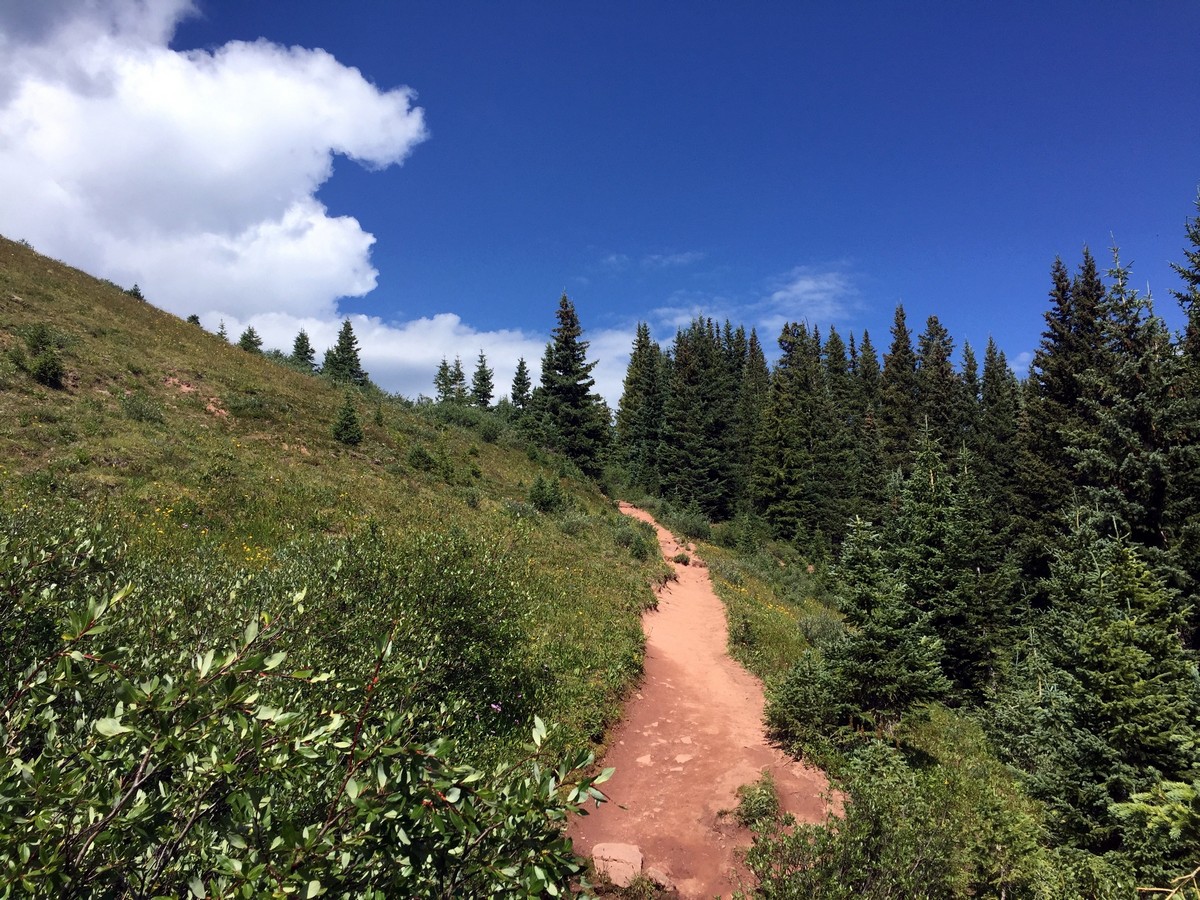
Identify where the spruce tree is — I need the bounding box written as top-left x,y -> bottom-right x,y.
1066,248 -> 1173,553
324,319 -> 368,386
615,323 -> 665,493
658,320 -> 738,519
237,326 -> 263,353
831,518 -> 951,730
434,358 -> 454,403
733,328 -> 770,513
510,358 -> 532,410
291,329 -> 316,372
536,294 -> 608,477
914,314 -> 959,450
332,393 -> 363,445
470,350 -> 494,409
449,357 -> 468,404
879,305 -> 919,469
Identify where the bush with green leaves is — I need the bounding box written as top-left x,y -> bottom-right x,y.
0,584 -> 612,898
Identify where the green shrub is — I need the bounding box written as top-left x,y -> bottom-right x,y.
0,592 -> 612,898
407,444 -> 436,471
30,349 -> 65,388
528,474 -> 565,513
120,389 -> 164,424
479,418 -> 501,443
734,771 -> 780,828
672,551 -> 691,565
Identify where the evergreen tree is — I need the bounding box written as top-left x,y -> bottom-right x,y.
914,315 -> 959,450
535,294 -> 608,477
973,338 -> 1021,540
470,350 -> 494,409
879,305 -> 919,469
615,323 -> 665,493
1165,193 -> 1200,617
658,320 -> 737,518
291,329 -> 316,372
217,319 -> 228,341
1066,248 -> 1173,552
434,358 -> 454,403
510,357 -> 532,410
733,328 -> 770,513
1014,251 -> 1109,584
237,326 -> 263,354
332,393 -> 363,445
324,319 -> 368,386
186,314 -> 201,326
831,518 -> 951,730
449,357 -> 468,404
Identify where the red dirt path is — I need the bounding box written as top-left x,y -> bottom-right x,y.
568,503 -> 835,898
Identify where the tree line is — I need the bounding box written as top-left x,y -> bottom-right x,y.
612,195 -> 1200,889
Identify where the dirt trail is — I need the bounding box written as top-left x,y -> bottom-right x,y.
568,503 -> 835,898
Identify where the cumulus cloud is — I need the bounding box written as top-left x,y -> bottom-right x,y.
0,0 -> 426,320
211,310 -> 635,408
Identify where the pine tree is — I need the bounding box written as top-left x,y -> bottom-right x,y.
332,393 -> 363,445
535,294 -> 608,477
831,518 -> 951,730
510,358 -> 532,410
1014,251 -> 1109,584
291,329 -> 316,372
658,320 -> 737,518
615,323 -> 665,492
217,319 -> 228,341
1165,193 -> 1200,617
449,356 -> 468,405
470,350 -> 494,409
733,328 -> 770,513
914,314 -> 959,450
434,358 -> 454,403
237,326 -> 264,353
879,305 -> 919,469
324,319 -> 368,386
1066,247 -> 1173,552
186,314 -> 201,326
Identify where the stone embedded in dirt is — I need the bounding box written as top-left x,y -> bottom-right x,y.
593,843 -> 643,888
644,866 -> 676,892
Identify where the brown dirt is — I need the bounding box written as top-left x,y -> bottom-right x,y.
569,503 -> 836,898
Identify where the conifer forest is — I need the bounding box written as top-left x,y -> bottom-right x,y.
609,197 -> 1200,896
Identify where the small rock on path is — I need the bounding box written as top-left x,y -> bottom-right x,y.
569,503 -> 836,898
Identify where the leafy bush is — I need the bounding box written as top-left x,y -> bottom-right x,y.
612,519 -> 658,562
0,592 -> 612,898
734,771 -> 780,828
672,551 -> 691,565
479,418 -> 501,444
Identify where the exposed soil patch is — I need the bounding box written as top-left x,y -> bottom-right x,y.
569,503 -> 836,898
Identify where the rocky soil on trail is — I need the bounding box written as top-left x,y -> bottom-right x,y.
568,503 -> 836,898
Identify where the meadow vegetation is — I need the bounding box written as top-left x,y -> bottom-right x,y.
0,236 -> 665,896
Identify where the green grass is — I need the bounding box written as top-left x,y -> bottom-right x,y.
0,233 -> 658,763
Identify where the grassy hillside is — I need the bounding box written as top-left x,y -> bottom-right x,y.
0,235 -> 668,895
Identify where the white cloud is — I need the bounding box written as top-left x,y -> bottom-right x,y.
0,0 -> 426,320
213,310 -> 636,408
645,264 -> 860,344
641,250 -> 705,269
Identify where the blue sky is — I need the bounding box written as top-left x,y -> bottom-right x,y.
2,1 -> 1198,402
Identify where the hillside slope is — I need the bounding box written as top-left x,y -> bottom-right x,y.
0,235 -> 669,894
